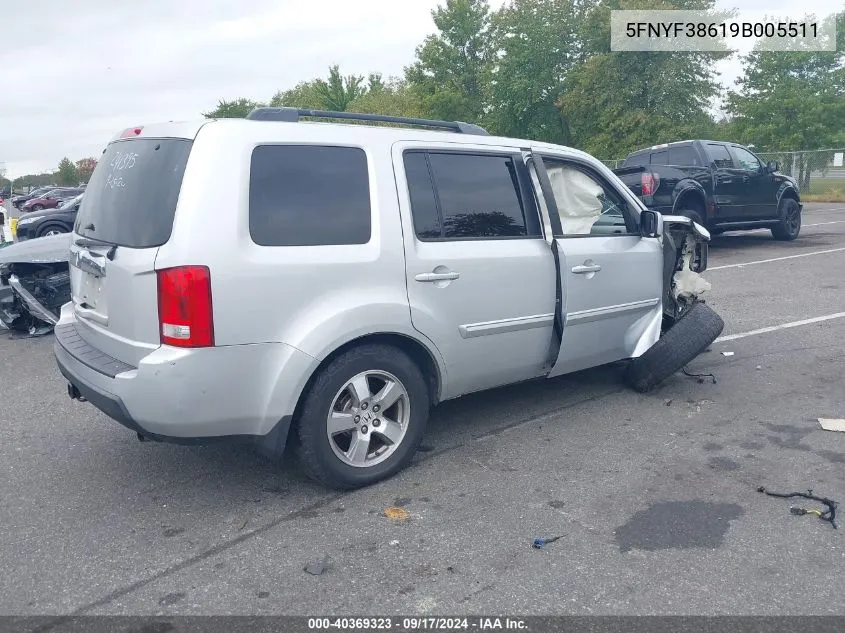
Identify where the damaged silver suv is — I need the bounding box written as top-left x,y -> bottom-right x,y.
54,108 -> 722,489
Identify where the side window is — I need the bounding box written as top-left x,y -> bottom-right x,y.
731,146 -> 762,172
543,160 -> 635,236
706,144 -> 734,168
650,150 -> 668,165
667,145 -> 700,166
406,151 -> 540,240
249,145 -> 371,246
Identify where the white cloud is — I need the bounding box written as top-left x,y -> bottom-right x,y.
1,0 -> 841,177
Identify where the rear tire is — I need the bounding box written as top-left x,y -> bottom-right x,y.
295,344 -> 430,490
31,204 -> 44,212
771,198 -> 801,241
625,301 -> 724,393
677,208 -> 704,227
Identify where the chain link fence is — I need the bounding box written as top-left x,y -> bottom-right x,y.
601,149 -> 845,196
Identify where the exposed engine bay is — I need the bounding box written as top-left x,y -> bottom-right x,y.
0,234 -> 72,336
661,215 -> 712,328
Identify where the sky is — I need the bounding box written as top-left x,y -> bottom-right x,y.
1,0 -> 841,177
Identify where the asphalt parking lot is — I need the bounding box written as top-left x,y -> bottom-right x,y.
1,203 -> 844,616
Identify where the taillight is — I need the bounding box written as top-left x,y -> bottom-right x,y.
156,266 -> 214,348
120,126 -> 143,138
641,172 -> 659,196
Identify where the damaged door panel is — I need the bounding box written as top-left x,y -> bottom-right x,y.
0,234 -> 72,335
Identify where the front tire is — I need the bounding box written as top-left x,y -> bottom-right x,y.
296,344 -> 430,490
771,198 -> 801,241
38,225 -> 69,237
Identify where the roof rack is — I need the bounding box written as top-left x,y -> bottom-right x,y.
244,107 -> 489,136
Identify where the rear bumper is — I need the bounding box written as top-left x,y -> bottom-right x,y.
54,304 -> 318,445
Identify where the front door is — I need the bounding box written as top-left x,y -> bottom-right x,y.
729,145 -> 779,218
529,151 -> 665,377
393,142 -> 556,398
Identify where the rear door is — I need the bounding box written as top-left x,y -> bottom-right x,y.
530,151 -> 664,376
703,143 -> 744,220
70,136 -> 193,366
393,142 -> 556,397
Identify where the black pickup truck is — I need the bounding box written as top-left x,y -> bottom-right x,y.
613,140 -> 803,240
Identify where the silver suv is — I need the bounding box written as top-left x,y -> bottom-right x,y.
54,108 -> 721,489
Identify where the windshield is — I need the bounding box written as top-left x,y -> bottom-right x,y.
75,137 -> 192,248
59,194 -> 83,210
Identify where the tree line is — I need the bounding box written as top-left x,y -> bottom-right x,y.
5,157 -> 98,192
204,0 -> 844,160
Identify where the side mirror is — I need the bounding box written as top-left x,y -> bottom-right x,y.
640,209 -> 662,238
767,160 -> 779,173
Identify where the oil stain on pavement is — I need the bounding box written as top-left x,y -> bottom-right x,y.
615,501 -> 744,553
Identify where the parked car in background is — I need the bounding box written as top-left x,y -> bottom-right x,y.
55,109 -> 722,490
0,233 -> 71,336
14,194 -> 83,241
21,188 -> 84,213
11,186 -> 56,210
613,140 -> 803,240
1,185 -> 10,198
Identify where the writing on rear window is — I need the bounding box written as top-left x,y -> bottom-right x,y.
105,151 -> 139,189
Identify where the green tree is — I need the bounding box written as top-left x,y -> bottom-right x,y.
56,157 -> 79,186
556,0 -> 727,158
270,80 -> 323,109
487,0 -> 596,142
406,0 -> 493,124
348,77 -> 428,118
726,12 -> 845,187
313,65 -> 366,111
203,98 -> 266,118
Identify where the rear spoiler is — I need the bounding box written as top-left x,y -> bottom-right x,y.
611,165 -> 647,176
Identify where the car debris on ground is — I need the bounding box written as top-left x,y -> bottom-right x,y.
818,418 -> 845,433
757,486 -> 838,530
0,233 -> 71,336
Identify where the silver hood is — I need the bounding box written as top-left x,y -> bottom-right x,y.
0,234 -> 72,265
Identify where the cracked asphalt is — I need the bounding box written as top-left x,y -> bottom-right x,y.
1,203 -> 844,616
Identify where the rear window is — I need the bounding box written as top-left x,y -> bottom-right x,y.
649,150 -> 668,164
667,145 -> 700,166
248,145 -> 371,247
623,152 -> 649,167
76,138 -> 192,248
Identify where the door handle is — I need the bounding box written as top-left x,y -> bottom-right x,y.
415,271 -> 460,282
571,263 -> 601,274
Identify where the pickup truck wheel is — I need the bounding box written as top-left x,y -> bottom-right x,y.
295,344 -> 430,490
771,198 -> 801,241
625,301 -> 724,393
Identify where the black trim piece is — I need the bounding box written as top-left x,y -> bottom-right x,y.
526,155 -> 564,370
54,322 -> 136,378
245,107 -> 489,136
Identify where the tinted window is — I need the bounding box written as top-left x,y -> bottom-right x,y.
732,146 -> 762,171
667,145 -> 700,166
706,144 -> 733,168
77,138 -> 192,248
424,152 -> 537,239
650,150 -> 668,164
249,145 -> 371,247
403,152 -> 441,239
623,152 -> 649,167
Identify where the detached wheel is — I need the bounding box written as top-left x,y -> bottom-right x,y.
296,344 -> 430,489
625,301 -> 724,393
771,198 -> 801,241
